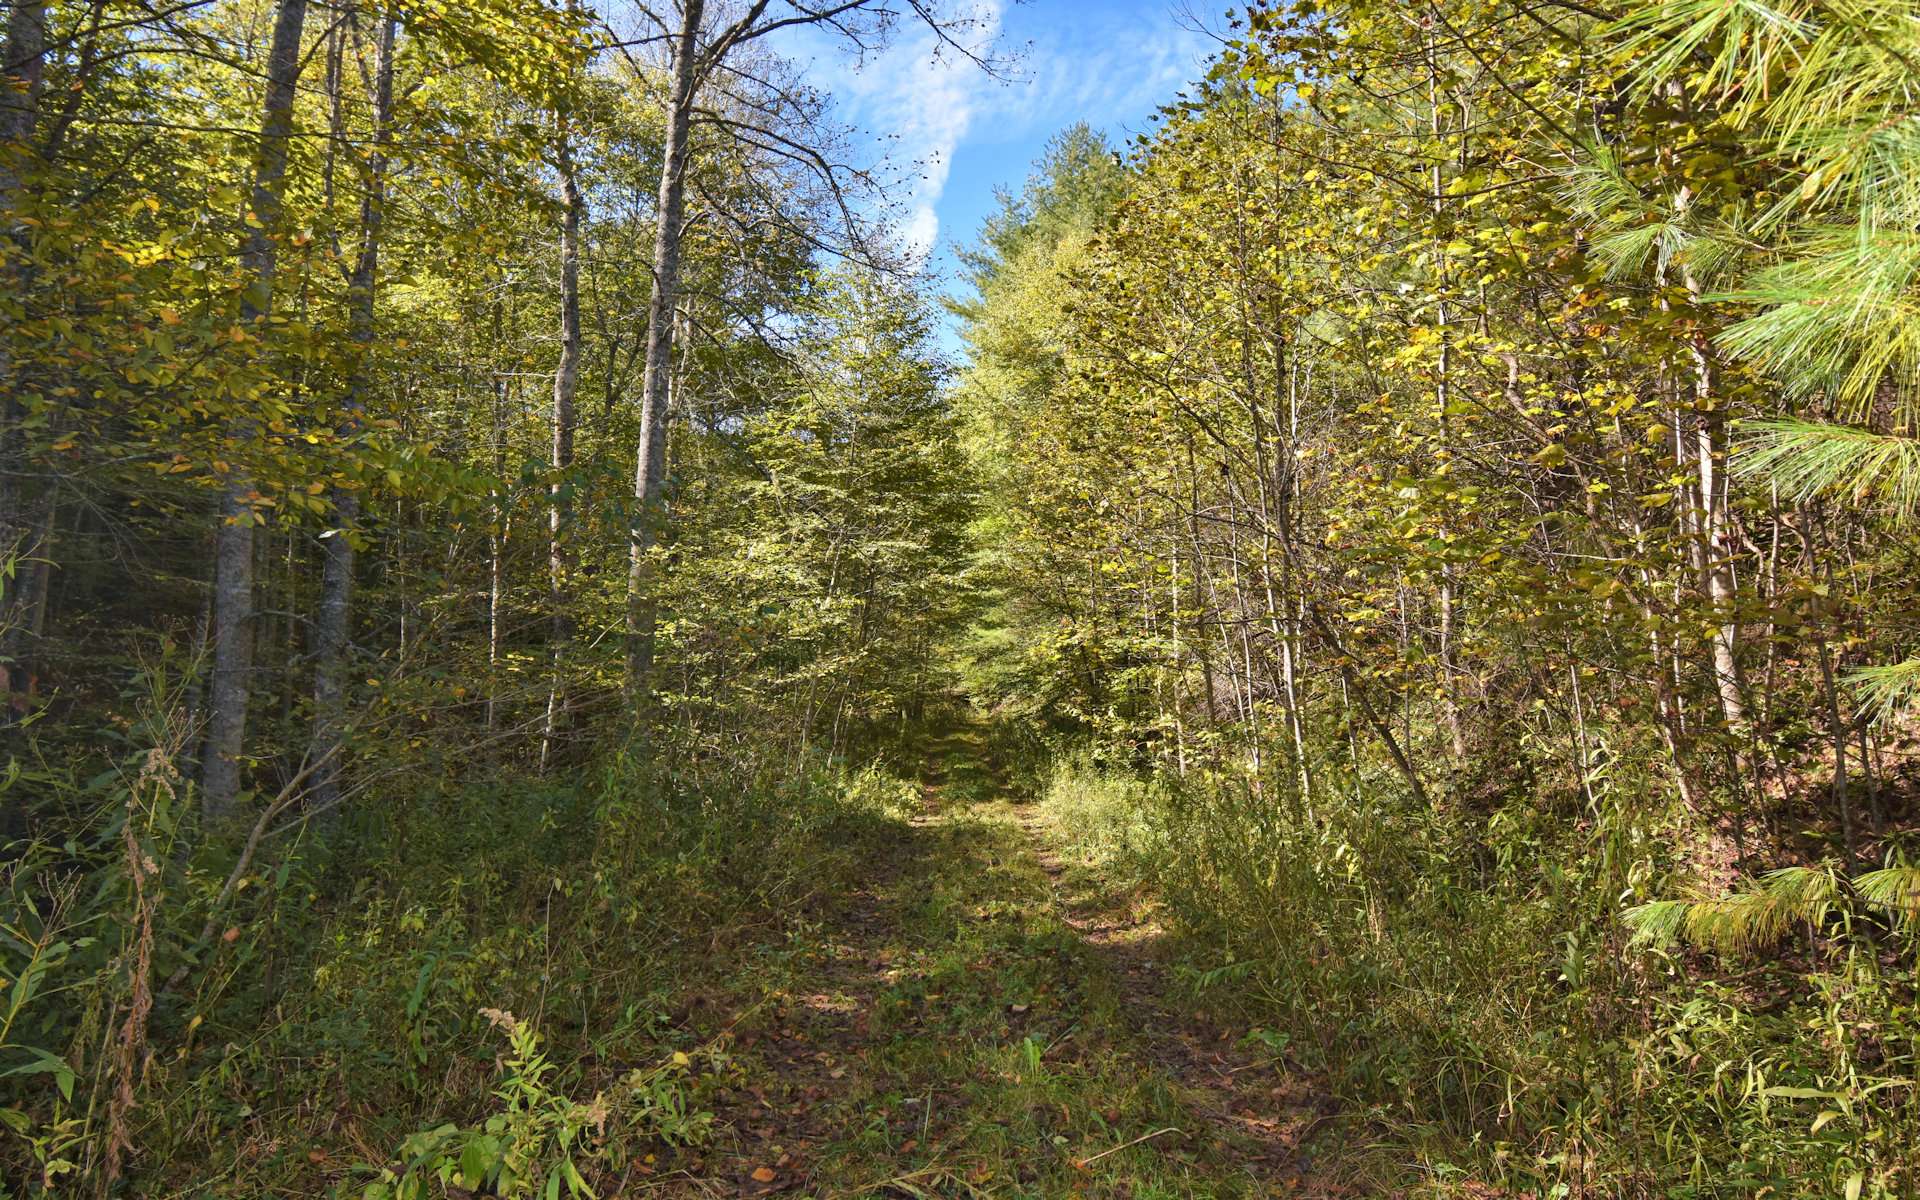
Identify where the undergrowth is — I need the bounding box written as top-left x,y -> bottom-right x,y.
1033,750 -> 1920,1198
0,703 -> 913,1196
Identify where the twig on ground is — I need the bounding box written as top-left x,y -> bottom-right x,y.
1075,1126 -> 1184,1168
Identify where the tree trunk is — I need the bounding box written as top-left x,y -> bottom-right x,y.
540,120 -> 582,773
1695,370 -> 1745,737
309,8 -> 396,812
1167,529 -> 1187,776
0,2 -> 43,196
1264,334 -> 1310,802
625,0 -> 705,695
488,297 -> 508,732
1223,488 -> 1263,793
202,0 -> 310,824
1816,632 -> 1858,871
0,1 -> 45,710
1309,606 -> 1431,807
1425,29 -> 1467,769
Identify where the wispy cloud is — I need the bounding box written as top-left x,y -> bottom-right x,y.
789,0 -> 1004,264
980,13 -> 1212,142
790,1 -> 1213,264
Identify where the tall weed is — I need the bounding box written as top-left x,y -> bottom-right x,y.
1037,744 -> 1919,1196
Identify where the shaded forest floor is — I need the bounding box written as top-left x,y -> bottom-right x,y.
631,730 -> 1360,1198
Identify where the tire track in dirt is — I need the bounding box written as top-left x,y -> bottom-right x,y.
638,734 -> 1354,1197
1013,802 -> 1346,1196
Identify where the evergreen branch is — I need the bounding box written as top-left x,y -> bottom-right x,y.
1735,419 -> 1920,516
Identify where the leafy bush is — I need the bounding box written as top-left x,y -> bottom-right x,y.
360,1008 -> 716,1200
1036,755 -> 1159,870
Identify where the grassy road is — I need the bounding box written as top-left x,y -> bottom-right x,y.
642,733 -> 1346,1198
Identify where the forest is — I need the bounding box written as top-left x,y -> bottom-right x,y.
2,0 -> 1918,1194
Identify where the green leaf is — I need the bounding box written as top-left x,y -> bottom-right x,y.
0,1048 -> 75,1100
458,1135 -> 496,1187
1761,1085 -> 1838,1100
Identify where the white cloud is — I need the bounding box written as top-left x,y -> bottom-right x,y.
797,0 -> 1003,264
984,14 -> 1211,139
787,1 -> 1213,265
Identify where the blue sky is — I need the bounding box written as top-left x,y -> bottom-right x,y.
787,0 -> 1219,339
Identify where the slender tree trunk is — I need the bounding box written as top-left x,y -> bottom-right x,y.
0,2 -> 43,202
1816,632 -> 1858,871
1185,437 -> 1221,759
625,0 -> 705,695
1310,607 -> 1431,806
1222,489 -> 1263,793
1265,335 -> 1311,802
1856,722 -> 1884,839
309,8 -> 396,811
202,0 -> 310,824
0,469 -> 53,717
1670,160 -> 1748,758
540,121 -> 582,773
1168,529 -> 1187,777
1425,28 -> 1467,768
487,297 -> 507,732
1568,661 -> 1596,809
1631,519 -> 1699,809
0,1 -> 46,710
1694,365 -> 1745,737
